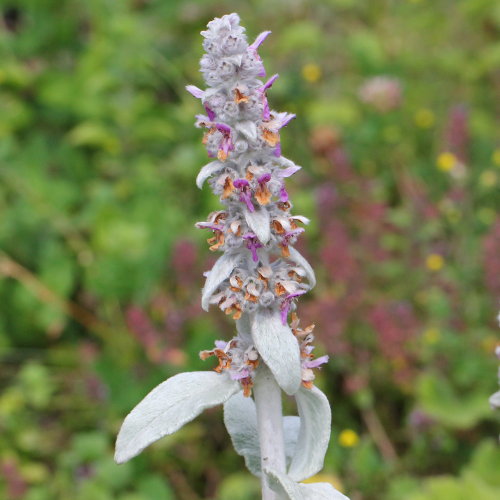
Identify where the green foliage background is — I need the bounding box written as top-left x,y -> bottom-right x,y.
0,0 -> 499,499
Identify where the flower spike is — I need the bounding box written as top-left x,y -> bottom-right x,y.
115,13 -> 348,500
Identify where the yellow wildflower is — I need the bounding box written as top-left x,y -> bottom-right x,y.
479,170 -> 497,188
423,328 -> 440,344
426,254 -> 444,271
339,429 -> 359,448
414,108 -> 435,128
302,474 -> 344,492
436,152 -> 457,172
481,337 -> 497,353
301,63 -> 322,83
493,149 -> 500,167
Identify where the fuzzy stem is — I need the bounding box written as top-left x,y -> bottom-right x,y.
253,363 -> 286,500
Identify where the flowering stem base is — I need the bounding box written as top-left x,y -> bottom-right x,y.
253,364 -> 286,500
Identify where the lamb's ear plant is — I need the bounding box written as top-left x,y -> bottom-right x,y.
115,13 -> 349,500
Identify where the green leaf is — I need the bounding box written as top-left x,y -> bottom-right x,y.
68,122 -> 119,153
467,440 -> 500,488
72,432 -> 109,462
18,362 -> 55,409
219,473 -> 261,500
137,475 -> 174,500
276,22 -> 324,53
416,372 -> 492,429
94,456 -> 132,491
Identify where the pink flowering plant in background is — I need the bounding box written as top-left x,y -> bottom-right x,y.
114,13 -> 348,500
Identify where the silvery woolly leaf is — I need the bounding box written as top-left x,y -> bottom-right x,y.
196,161 -> 225,188
223,392 -> 301,476
236,313 -> 252,341
223,392 -> 261,476
115,372 -> 239,464
288,386 -> 331,481
277,156 -> 300,170
490,390 -> 500,410
251,308 -> 301,395
284,415 -> 301,467
235,120 -> 258,142
288,246 -> 316,288
201,251 -> 242,311
265,468 -> 350,500
244,206 -> 271,245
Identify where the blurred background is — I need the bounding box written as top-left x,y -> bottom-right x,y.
0,0 -> 499,499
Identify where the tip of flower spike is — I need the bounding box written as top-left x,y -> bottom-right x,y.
201,13 -> 243,38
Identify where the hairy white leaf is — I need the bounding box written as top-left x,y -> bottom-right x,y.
251,308 -> 301,395
115,372 -> 239,464
244,206 -> 271,245
235,120 -> 258,142
288,386 -> 331,481
236,313 -> 253,342
490,390 -> 500,409
265,468 -> 350,500
196,161 -> 225,189
202,252 -> 242,311
283,415 -> 301,462
223,392 -> 261,476
223,392 -> 302,476
288,246 -> 316,288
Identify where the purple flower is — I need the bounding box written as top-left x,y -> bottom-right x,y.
205,104 -> 216,120
277,113 -> 296,129
242,233 -> 263,262
279,185 -> 289,202
280,290 -> 307,324
196,222 -> 225,231
260,74 -> 279,93
277,165 -> 301,178
215,123 -> 234,161
259,74 -> 279,120
216,123 -> 231,134
195,114 -> 212,128
282,228 -> 305,247
229,367 -> 251,380
262,112 -> 296,156
258,173 -> 271,184
303,355 -> 329,369
249,30 -> 272,51
233,178 -> 255,212
186,85 -> 205,99
248,31 -> 271,77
